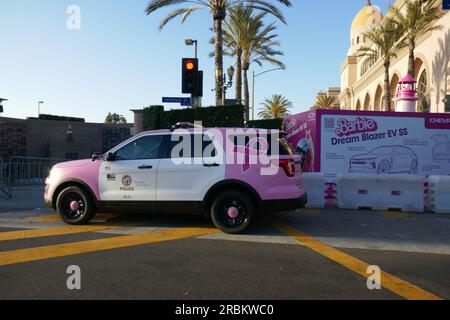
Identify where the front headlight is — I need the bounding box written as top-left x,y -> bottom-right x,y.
47,166 -> 60,180
47,166 -> 55,178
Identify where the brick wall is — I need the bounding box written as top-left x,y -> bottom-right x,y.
0,118 -> 27,161
0,117 -> 132,161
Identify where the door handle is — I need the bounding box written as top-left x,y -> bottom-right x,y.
203,163 -> 220,167
138,165 -> 153,169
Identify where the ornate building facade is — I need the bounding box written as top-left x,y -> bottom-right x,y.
339,0 -> 450,112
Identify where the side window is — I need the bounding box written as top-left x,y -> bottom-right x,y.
392,148 -> 402,155
169,134 -> 217,159
114,135 -> 164,160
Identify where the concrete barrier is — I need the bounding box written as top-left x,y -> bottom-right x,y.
336,174 -> 425,213
301,173 -> 325,208
428,176 -> 450,214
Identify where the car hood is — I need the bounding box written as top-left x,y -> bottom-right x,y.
53,159 -> 101,169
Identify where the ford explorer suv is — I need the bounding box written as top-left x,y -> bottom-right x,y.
45,125 -> 307,234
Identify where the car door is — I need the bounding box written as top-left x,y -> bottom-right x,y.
99,134 -> 165,202
156,133 -> 225,202
392,147 -> 408,172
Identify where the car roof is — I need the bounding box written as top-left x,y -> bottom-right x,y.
139,128 -> 281,135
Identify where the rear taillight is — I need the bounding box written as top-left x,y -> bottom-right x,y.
278,159 -> 296,177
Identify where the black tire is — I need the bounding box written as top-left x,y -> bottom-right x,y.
56,186 -> 96,225
210,191 -> 255,234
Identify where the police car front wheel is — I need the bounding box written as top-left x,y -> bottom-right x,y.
56,186 -> 96,225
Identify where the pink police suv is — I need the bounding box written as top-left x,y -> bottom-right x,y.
45,125 -> 307,234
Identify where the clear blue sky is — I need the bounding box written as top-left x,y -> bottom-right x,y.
0,0 -> 390,123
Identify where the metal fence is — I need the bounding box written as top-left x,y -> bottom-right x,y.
4,156 -> 69,198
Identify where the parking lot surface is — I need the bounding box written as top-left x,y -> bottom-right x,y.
1,188 -> 450,300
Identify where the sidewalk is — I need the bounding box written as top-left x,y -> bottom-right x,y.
0,186 -> 49,213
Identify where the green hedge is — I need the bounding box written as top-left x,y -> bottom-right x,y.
142,105 -> 286,130
143,105 -> 164,130
143,105 -> 244,130
246,118 -> 283,130
28,114 -> 85,122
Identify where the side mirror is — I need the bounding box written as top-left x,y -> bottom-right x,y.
105,152 -> 116,162
91,152 -> 102,161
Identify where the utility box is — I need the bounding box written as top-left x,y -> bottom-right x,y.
284,110 -> 450,181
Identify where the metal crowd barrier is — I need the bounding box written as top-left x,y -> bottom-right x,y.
5,156 -> 69,199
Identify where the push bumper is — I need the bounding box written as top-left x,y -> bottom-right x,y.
260,193 -> 307,213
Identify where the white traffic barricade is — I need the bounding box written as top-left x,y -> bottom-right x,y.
300,173 -> 325,208
428,176 -> 450,214
336,174 -> 425,213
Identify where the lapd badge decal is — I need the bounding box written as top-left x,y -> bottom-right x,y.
120,175 -> 134,191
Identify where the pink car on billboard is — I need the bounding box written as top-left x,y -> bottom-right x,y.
45,125 -> 307,234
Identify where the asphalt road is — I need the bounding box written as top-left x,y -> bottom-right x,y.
0,202 -> 450,300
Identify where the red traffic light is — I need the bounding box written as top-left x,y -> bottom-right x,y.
185,60 -> 195,71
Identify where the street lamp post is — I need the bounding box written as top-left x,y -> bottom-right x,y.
0,98 -> 7,115
222,65 -> 235,105
38,101 -> 44,118
185,39 -> 198,59
251,67 -> 285,120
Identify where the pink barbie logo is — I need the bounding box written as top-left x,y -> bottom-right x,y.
284,117 -> 297,133
335,117 -> 378,137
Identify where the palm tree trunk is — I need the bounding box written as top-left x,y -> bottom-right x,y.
235,49 -> 242,105
243,68 -> 250,121
384,61 -> 392,112
214,17 -> 224,106
408,41 -> 415,77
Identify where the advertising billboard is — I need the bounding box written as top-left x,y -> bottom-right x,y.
285,110 -> 450,181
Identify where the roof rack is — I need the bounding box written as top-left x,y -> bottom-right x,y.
170,122 -> 203,131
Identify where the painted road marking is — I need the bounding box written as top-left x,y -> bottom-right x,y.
274,222 -> 442,300
0,225 -> 120,242
28,213 -> 119,223
0,227 -> 219,267
381,211 -> 411,219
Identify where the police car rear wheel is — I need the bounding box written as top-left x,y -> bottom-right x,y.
210,191 -> 255,234
56,186 -> 96,225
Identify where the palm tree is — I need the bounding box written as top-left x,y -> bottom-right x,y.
145,0 -> 291,107
258,94 -> 292,119
312,94 -> 337,109
240,22 -> 285,121
222,5 -> 265,106
389,0 -> 443,77
358,20 -> 405,111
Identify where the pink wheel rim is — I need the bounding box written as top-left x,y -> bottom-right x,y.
70,200 -> 80,211
227,206 -> 239,219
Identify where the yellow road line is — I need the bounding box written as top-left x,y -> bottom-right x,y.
0,227 -> 218,267
381,211 -> 410,219
28,213 -> 119,223
0,225 -> 120,242
274,222 -> 442,300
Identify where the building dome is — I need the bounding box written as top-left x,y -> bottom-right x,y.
348,0 -> 384,55
351,1 -> 383,34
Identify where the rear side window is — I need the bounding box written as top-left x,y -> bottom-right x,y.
230,134 -> 294,156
